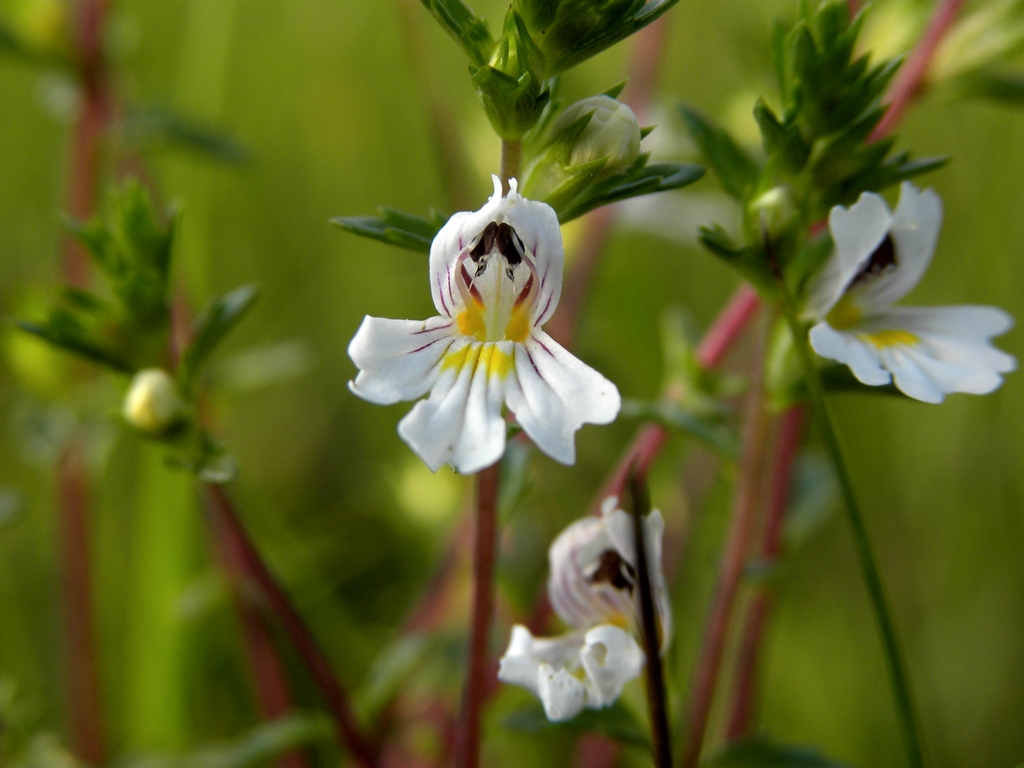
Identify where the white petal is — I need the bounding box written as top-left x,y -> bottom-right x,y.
501,180 -> 565,326
864,306 -> 1015,398
397,342 -> 508,472
809,322 -> 892,386
579,625 -> 646,709
548,517 -> 620,629
879,345 -> 944,403
429,176 -> 507,317
498,625 -> 589,720
603,507 -> 673,648
348,315 -> 457,404
428,176 -> 564,324
504,331 -> 620,465
857,182 -> 942,309
537,664 -> 588,721
807,192 -> 892,317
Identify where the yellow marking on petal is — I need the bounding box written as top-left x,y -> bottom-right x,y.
479,344 -> 514,379
441,344 -> 473,372
860,329 -> 919,349
504,305 -> 531,343
826,296 -> 862,330
441,343 -> 514,380
457,307 -> 487,342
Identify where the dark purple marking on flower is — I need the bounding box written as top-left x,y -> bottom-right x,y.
851,235 -> 897,287
588,549 -> 637,594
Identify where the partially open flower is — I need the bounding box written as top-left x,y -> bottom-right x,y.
805,182 -> 1015,403
498,498 -> 671,721
348,176 -> 620,473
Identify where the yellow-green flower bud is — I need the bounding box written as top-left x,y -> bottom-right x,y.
553,95 -> 641,174
748,186 -> 797,242
521,95 -> 641,208
123,369 -> 188,436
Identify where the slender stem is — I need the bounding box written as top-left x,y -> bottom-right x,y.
681,311 -> 771,768
499,140 -> 522,194
57,440 -> 106,765
208,492 -> 310,768
780,302 -> 926,768
204,485 -> 378,768
725,406 -> 805,739
455,463 -> 501,768
696,285 -> 761,369
629,471 -> 672,768
870,0 -> 968,141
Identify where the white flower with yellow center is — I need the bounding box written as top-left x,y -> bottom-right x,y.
348,177 -> 620,473
498,498 -> 670,721
806,181 -> 1015,403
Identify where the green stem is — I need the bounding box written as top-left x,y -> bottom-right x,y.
499,139 -> 521,194
780,297 -> 926,768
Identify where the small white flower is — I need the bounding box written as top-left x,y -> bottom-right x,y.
805,181 -> 1015,403
498,498 -> 671,721
348,176 -> 620,473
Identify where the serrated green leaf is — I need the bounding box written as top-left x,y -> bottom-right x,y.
17,321 -> 132,373
122,107 -> 249,165
331,206 -> 446,253
697,225 -> 776,292
678,105 -> 759,200
503,701 -> 649,748
178,286 -> 259,393
701,738 -> 854,767
420,0 -> 494,68
556,160 -> 704,223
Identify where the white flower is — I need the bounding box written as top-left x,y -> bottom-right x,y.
497,498 -> 671,721
348,176 -> 620,473
805,181 -> 1015,403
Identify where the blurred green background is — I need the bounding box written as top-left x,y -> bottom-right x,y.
0,0 -> 1022,766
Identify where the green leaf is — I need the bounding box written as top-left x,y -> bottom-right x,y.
556,159 -> 705,223
620,399 -> 738,460
503,701 -> 649,748
122,107 -> 250,165
419,0 -> 494,68
17,320 -> 132,373
357,633 -> 433,722
950,71 -> 1024,106
678,104 -> 759,200
178,285 -> 259,393
701,738 -> 854,767
783,453 -> 839,550
115,713 -> 331,768
697,225 -> 775,292
331,207 -> 447,253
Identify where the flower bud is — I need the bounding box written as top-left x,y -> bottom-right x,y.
747,185 -> 797,242
521,96 -> 641,208
472,9 -> 548,139
123,368 -> 188,436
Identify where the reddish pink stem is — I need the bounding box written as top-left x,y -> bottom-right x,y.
870,0 -> 968,141
205,485 -> 378,768
215,541 -> 311,768
696,285 -> 761,369
681,313 -> 769,768
58,441 -> 106,765
725,406 -> 806,739
455,463 -> 500,768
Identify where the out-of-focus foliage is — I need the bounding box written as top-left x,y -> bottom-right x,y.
0,1 -> 1022,767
